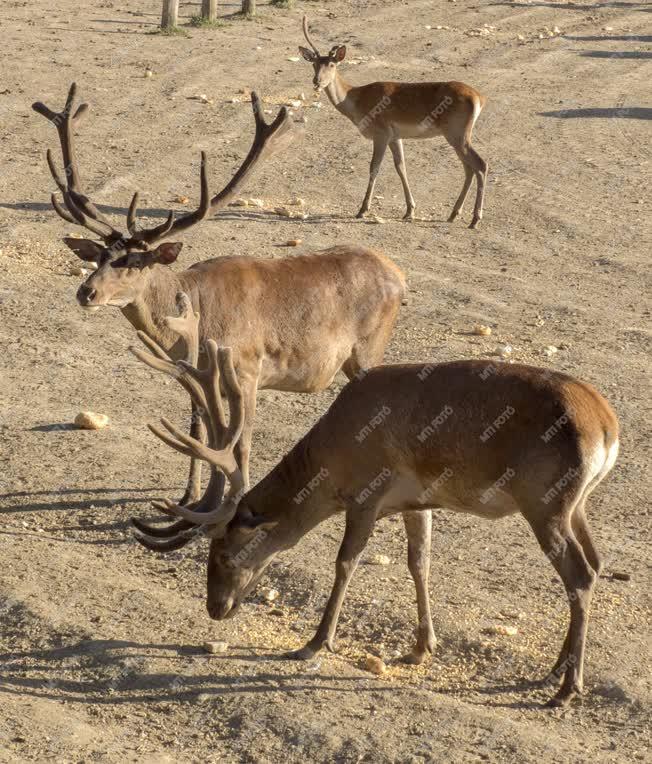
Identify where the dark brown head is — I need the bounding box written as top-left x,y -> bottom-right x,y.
206,507 -> 277,620
299,16 -> 347,92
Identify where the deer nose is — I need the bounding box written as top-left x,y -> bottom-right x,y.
77,283 -> 97,306
207,596 -> 234,620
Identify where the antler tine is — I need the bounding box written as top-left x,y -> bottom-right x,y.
129,344 -> 209,418
204,94 -> 293,217
132,515 -> 194,537
61,189 -> 123,241
127,192 -> 140,235
164,292 -> 200,366
215,345 -> 245,450
51,193 -> 76,224
133,526 -> 202,552
302,15 -> 320,54
128,151 -> 209,246
34,82 -> 126,243
144,495 -> 237,527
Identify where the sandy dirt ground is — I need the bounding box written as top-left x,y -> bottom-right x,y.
0,0 -> 650,761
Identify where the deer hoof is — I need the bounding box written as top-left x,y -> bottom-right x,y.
447,210 -> 459,223
355,209 -> 368,219
545,684 -> 581,708
283,645 -> 317,661
403,209 -> 415,222
469,216 -> 481,229
400,650 -> 427,665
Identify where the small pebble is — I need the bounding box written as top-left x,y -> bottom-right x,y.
496,344 -> 512,359
368,553 -> 391,566
364,655 -> 387,675
261,587 -> 279,602
74,412 -> 109,430
611,571 -> 631,582
484,624 -> 518,636
203,641 -> 228,654
473,325 -> 492,336
283,239 -> 302,247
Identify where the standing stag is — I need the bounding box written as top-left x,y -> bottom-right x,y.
33,84 -> 406,528
300,17 -> 488,228
133,327 -> 618,707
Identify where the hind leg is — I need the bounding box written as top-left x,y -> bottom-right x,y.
447,163 -> 474,224
466,145 -> 488,229
447,139 -> 488,229
401,510 -> 437,664
527,509 -> 597,706
542,495 -> 604,685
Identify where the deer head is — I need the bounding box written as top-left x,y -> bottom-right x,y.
299,16 -> 347,92
129,297 -> 278,619
33,83 -> 293,310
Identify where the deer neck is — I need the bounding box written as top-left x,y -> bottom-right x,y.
121,266 -> 191,356
324,70 -> 355,118
242,433 -> 338,555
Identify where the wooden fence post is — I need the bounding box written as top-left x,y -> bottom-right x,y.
202,0 -> 217,21
162,0 -> 179,28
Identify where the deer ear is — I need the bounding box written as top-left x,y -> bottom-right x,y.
334,45 -> 346,63
63,237 -> 105,262
151,242 -> 183,265
299,46 -> 317,63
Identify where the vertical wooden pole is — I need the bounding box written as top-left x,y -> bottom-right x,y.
162,0 -> 179,28
202,0 -> 217,21
242,0 -> 256,16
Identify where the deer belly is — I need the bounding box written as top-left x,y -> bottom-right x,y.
393,120 -> 443,140
259,347 -> 350,393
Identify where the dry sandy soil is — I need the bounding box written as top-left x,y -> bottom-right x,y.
0,0 -> 650,761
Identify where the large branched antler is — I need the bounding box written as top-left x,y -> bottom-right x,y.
32,83 -> 124,244
33,84 -> 295,250
129,297 -> 246,548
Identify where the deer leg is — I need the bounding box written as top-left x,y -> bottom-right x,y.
389,139 -> 416,220
356,136 -> 389,218
466,144 -> 488,229
528,514 -> 597,707
542,500 -> 603,685
447,161 -> 474,224
401,510 -> 437,665
178,399 -> 205,505
285,508 -> 377,660
446,138 -> 488,229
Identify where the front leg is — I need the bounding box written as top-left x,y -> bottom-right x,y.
285,508 -> 377,660
356,136 -> 389,218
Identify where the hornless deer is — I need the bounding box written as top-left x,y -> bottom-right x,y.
300,17 -> 488,228
33,84 -> 406,527
132,321 -> 619,707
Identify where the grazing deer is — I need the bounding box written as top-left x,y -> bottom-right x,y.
33,84 -> 406,525
132,320 -> 619,707
299,16 -> 488,228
